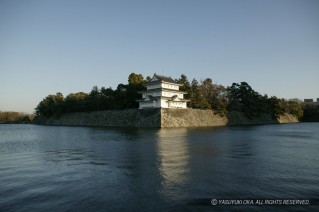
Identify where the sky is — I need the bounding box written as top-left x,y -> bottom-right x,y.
1,0 -> 319,113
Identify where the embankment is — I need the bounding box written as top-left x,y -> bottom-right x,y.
33,108 -> 298,128
161,109 -> 298,127
161,108 -> 227,127
33,109 -> 161,128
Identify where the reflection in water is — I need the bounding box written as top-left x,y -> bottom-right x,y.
155,128 -> 190,201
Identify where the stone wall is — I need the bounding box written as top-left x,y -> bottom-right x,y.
136,108 -> 161,127
33,108 -> 298,128
277,113 -> 299,123
33,109 -> 137,127
160,109 -> 298,127
33,109 -> 162,128
161,108 -> 227,127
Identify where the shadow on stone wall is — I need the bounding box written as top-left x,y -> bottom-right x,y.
226,112 -> 277,125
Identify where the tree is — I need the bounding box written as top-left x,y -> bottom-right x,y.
114,72 -> 145,109
189,79 -> 211,109
0,111 -> 34,123
89,86 -> 100,98
287,99 -> 303,118
301,101 -> 319,122
200,78 -> 228,115
128,73 -> 144,85
64,92 -> 88,112
176,74 -> 191,106
35,92 -> 64,116
227,82 -> 265,118
200,78 -> 214,99
125,73 -> 146,108
88,86 -> 101,111
145,76 -> 151,82
100,87 -> 115,110
267,96 -> 285,118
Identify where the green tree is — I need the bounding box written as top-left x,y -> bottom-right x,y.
35,92 -> 64,116
102,73 -> 144,110
267,96 -> 285,118
64,92 -> 88,112
100,87 -> 115,110
145,76 -> 151,82
0,111 -> 34,123
287,99 -> 303,118
301,101 -> 319,121
89,86 -> 100,97
200,78 -> 228,115
227,82 -> 264,118
88,86 -> 101,111
128,73 -> 144,85
176,74 -> 191,106
126,73 -> 146,108
189,79 -> 211,109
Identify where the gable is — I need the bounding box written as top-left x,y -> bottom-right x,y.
150,75 -> 159,82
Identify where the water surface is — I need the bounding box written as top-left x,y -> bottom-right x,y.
0,123 -> 318,211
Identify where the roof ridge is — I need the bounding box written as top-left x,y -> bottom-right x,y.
154,73 -> 176,83
155,73 -> 172,78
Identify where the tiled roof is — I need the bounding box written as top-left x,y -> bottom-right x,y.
154,74 -> 177,84
138,88 -> 187,94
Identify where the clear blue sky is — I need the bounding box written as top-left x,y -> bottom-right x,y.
1,0 -> 319,113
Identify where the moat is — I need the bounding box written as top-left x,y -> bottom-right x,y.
0,123 -> 318,211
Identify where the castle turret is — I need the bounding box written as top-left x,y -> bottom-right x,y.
137,73 -> 189,109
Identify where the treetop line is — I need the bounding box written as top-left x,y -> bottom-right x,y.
35,72 -> 303,119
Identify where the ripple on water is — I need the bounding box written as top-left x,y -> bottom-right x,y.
0,123 -> 318,211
